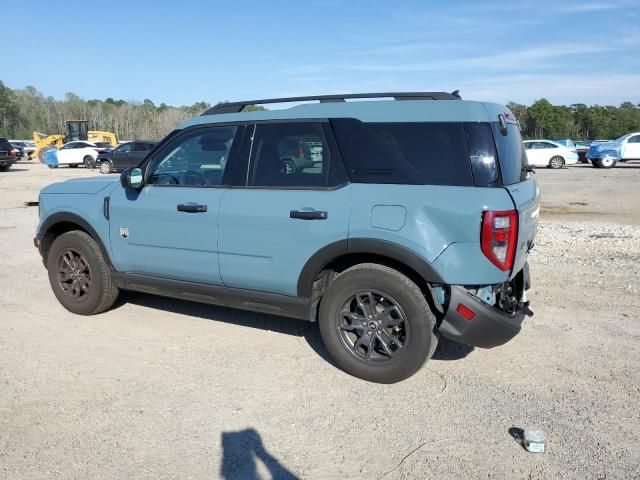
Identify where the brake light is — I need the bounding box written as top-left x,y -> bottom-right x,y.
481,210 -> 518,271
9,150 -> 16,158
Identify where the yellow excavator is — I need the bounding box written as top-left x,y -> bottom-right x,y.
33,120 -> 118,161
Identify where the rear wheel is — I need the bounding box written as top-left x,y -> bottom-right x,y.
83,156 -> 94,168
549,156 -> 564,169
0,164 -> 10,172
46,231 -> 119,315
99,161 -> 112,174
319,264 -> 436,383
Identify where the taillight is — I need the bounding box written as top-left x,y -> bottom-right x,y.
9,150 -> 16,158
481,210 -> 518,271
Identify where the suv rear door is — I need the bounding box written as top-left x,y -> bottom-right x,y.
218,121 -> 350,296
131,142 -> 154,168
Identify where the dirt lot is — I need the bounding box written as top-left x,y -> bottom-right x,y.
1,161 -> 639,479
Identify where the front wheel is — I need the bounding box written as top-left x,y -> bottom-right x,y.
319,264 -> 436,383
46,231 -> 119,315
596,157 -> 617,169
549,156 -> 565,169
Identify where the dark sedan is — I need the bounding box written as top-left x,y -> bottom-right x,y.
96,141 -> 156,174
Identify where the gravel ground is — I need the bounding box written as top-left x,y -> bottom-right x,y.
1,162 -> 639,479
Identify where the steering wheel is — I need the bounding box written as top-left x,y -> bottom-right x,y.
181,169 -> 206,186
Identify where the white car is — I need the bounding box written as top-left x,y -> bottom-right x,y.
56,141 -> 100,168
523,140 -> 579,169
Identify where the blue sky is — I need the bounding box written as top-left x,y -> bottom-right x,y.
4,0 -> 640,106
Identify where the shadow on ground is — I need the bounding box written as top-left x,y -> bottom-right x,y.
121,292 -> 338,367
219,428 -> 299,479
432,336 -> 475,361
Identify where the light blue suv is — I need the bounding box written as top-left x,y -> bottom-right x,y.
35,92 -> 539,383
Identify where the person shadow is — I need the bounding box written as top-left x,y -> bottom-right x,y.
219,428 -> 299,480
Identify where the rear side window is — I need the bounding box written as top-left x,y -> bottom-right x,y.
331,119 -> 473,186
134,143 -> 151,151
491,123 -> 527,185
0,138 -> 12,149
248,122 -> 334,188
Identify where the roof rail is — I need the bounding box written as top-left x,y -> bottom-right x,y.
202,91 -> 461,115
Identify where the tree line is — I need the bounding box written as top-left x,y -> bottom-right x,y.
1,80 -> 638,141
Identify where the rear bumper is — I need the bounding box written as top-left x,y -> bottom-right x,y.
0,159 -> 15,167
438,285 -> 527,349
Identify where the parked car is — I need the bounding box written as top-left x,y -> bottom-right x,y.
46,141 -> 100,168
523,140 -> 579,168
10,140 -> 36,160
586,132 -> 640,168
0,137 -> 17,171
11,144 -> 24,160
35,92 -> 539,383
96,141 -> 157,174
572,140 -> 591,163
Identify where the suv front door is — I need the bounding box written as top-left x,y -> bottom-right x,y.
107,125 -> 243,284
218,121 -> 351,296
111,143 -> 133,171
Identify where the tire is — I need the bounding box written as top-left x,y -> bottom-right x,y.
318,263 -> 436,383
0,164 -> 9,172
46,231 -> 119,315
83,156 -> 94,168
99,161 -> 113,174
596,157 -> 617,169
548,156 -> 564,169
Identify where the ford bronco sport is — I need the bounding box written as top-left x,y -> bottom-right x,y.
35,92 -> 539,383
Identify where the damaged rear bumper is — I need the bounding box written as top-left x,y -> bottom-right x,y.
438,285 -> 529,349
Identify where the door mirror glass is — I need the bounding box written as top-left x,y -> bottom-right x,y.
121,167 -> 144,189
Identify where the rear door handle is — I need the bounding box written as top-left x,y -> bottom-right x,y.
290,210 -> 327,220
177,203 -> 207,213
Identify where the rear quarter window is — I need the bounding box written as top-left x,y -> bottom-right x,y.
491,123 -> 528,185
331,119 -> 474,186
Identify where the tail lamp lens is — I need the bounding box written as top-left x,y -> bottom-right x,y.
481,210 -> 518,271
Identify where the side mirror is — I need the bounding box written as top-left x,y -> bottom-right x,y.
120,167 -> 144,189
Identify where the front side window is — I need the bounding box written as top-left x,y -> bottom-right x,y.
628,135 -> 640,144
60,143 -> 74,150
146,126 -> 238,187
248,123 -> 331,187
117,143 -> 133,153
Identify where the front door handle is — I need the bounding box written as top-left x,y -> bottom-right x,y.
177,203 -> 207,213
290,210 -> 327,220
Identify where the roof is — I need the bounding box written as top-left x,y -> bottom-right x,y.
177,95 -> 511,130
